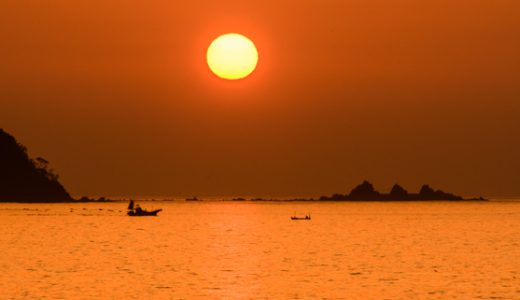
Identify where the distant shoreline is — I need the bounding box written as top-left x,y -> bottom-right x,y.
0,129 -> 492,204
0,197 -> 491,204
0,180 -> 490,203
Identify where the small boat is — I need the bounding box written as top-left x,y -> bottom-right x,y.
128,209 -> 162,216
291,213 -> 311,220
127,200 -> 162,217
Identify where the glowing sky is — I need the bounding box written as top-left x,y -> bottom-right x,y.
1,0 -> 519,197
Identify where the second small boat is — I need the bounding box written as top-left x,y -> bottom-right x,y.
291,213 -> 311,220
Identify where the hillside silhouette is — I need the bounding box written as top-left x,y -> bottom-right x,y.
0,129 -> 485,203
319,180 -> 473,201
0,129 -> 72,202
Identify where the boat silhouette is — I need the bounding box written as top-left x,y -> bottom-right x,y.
291,213 -> 311,220
127,200 -> 162,217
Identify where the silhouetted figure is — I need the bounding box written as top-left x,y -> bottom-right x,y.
128,200 -> 135,211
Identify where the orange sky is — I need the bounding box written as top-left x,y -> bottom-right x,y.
1,0 -> 520,198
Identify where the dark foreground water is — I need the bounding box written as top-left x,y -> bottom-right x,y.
1,201 -> 519,299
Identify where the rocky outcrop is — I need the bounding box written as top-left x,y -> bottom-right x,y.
0,129 -> 72,202
320,180 -> 468,201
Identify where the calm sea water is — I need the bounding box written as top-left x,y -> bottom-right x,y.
1,201 -> 519,299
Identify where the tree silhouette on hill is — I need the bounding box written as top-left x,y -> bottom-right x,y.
0,129 -> 72,202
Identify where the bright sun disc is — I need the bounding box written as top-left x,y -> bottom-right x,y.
206,33 -> 258,80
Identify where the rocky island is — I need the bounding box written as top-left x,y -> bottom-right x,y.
0,129 -> 72,202
319,180 -> 484,201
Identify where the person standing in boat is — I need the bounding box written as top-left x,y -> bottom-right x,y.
128,199 -> 135,211
134,204 -> 143,213
128,199 -> 143,214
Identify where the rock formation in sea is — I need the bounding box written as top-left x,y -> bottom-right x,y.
319,180 -> 468,201
0,129 -> 73,202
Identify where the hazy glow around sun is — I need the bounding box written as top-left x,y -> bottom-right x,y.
206,33 -> 258,80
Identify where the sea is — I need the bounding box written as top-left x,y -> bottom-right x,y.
1,200 -> 519,299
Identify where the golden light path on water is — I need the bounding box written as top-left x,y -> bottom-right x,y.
1,201 -> 519,299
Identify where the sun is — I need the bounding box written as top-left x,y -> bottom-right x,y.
206,33 -> 258,80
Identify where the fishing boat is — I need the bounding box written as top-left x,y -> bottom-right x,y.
128,209 -> 162,216
127,200 -> 162,217
291,213 -> 311,220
